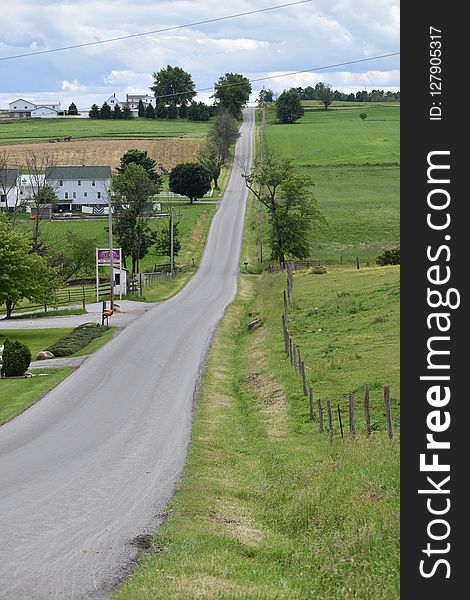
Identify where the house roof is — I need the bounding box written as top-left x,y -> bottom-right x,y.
45,166 -> 112,180
9,98 -> 35,105
32,106 -> 60,113
0,168 -> 20,187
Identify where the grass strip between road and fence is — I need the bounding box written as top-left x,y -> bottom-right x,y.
113,275 -> 399,600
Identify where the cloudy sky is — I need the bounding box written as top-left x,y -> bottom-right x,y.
0,0 -> 399,110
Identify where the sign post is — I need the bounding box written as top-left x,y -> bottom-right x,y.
96,248 -> 122,304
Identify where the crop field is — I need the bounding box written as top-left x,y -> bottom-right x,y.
0,137 -> 205,172
263,104 -> 399,264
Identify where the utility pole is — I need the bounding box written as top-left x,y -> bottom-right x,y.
107,190 -> 114,310
259,103 -> 265,263
170,206 -> 174,276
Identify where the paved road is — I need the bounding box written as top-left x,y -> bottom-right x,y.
0,109 -> 255,600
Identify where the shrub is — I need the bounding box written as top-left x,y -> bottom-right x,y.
376,247 -> 400,266
46,323 -> 107,357
360,112 -> 368,120
1,337 -> 32,377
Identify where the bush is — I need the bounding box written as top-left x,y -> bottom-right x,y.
1,337 -> 32,377
360,112 -> 368,120
376,247 -> 400,266
46,323 -> 107,357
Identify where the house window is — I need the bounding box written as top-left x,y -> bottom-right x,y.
13,106 -> 17,109
1,194 -> 6,203
84,192 -> 88,197
73,192 -> 77,199
78,180 -> 81,186
97,192 -> 101,199
59,180 -> 63,186
92,180 -> 96,186
65,192 -> 69,199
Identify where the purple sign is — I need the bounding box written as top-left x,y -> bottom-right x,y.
96,248 -> 121,266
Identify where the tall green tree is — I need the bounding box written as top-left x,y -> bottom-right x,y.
151,65 -> 196,109
213,72 -> 252,119
187,101 -> 212,121
155,218 -> 181,260
0,216 -> 58,318
275,89 -> 304,124
47,231 -> 97,283
117,149 -> 163,188
112,104 -> 123,119
243,156 -> 325,265
88,104 -> 100,119
208,110 -> 240,166
167,103 -> 178,120
257,88 -> 274,104
67,102 -> 78,115
122,106 -> 133,119
111,164 -> 159,274
198,140 -> 221,189
100,102 -> 112,119
155,102 -> 167,119
138,99 -> 146,117
169,163 -> 211,204
145,103 -> 155,119
315,82 -> 334,110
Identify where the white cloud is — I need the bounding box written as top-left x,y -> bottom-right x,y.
61,79 -> 82,91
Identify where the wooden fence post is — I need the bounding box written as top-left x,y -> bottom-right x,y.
326,400 -> 333,444
356,256 -> 360,270
289,338 -> 293,367
283,290 -> 288,316
364,386 -> 371,436
293,344 -> 297,369
318,398 -> 323,432
309,387 -> 314,420
301,361 -> 307,396
337,404 -> 344,439
348,393 -> 356,439
384,385 -> 394,441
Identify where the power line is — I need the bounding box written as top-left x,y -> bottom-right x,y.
0,0 -> 313,62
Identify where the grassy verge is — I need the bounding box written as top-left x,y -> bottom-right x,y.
0,368 -> 75,426
5,308 -> 86,319
113,275 -> 399,600
0,325 -> 115,358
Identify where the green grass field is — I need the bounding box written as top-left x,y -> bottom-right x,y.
0,368 -> 75,426
0,117 -> 211,145
262,105 -> 399,264
114,276 -> 399,599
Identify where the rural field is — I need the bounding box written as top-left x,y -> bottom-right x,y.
263,103 -> 399,265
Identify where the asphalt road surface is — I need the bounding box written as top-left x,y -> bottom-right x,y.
0,108 -> 255,600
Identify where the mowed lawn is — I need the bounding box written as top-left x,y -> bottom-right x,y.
0,117 -> 211,144
263,105 -> 399,264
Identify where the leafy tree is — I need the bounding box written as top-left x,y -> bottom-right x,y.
167,103 -> 178,120
303,86 -> 316,100
138,99 -> 146,117
155,218 -> 181,259
198,140 -> 221,189
178,102 -> 187,119
257,88 -> 274,104
315,82 -> 334,110
213,72 -> 252,119
1,338 -> 32,377
360,112 -> 368,121
243,156 -> 326,265
89,104 -> 100,119
376,247 -> 400,265
208,110 -> 240,166
112,104 -> 123,119
169,163 -> 211,204
67,102 -> 78,116
155,102 -> 167,119
275,89 -> 304,124
122,106 -> 133,119
112,164 -> 159,274
0,216 -> 58,318
151,65 -> 196,108
145,103 -> 155,119
117,149 -> 163,188
187,101 -> 212,121
100,102 -> 112,119
47,231 -> 97,283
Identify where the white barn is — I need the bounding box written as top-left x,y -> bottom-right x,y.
45,166 -> 112,211
31,105 -> 60,118
9,98 -> 62,118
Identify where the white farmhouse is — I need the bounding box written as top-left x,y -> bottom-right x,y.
0,168 -> 19,210
104,93 -> 123,109
125,94 -> 156,117
45,166 -> 112,211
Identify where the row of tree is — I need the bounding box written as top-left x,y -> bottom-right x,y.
258,85 -> 400,104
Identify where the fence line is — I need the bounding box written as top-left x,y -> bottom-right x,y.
278,260 -> 396,442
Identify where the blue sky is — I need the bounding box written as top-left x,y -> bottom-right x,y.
0,0 -> 399,110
